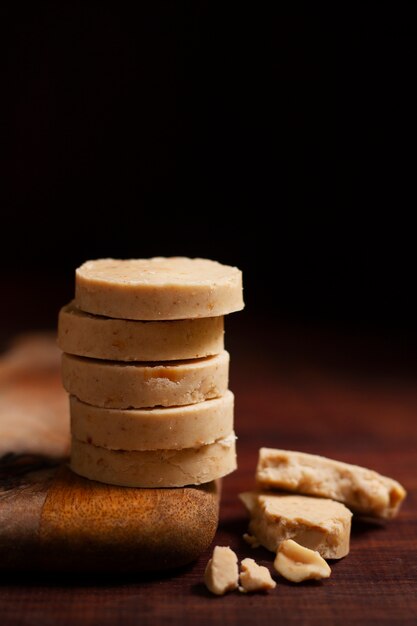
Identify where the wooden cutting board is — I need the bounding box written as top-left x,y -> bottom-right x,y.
0,335 -> 219,572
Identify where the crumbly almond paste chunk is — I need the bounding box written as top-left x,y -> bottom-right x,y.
256,448 -> 406,519
239,558 -> 276,592
240,492 -> 352,559
274,539 -> 331,583
205,547 -> 239,595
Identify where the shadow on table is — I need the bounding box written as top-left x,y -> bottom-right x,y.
0,561 -> 195,589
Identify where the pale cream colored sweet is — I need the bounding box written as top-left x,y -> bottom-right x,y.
274,540 -> 331,583
256,448 -> 406,519
62,351 -> 229,409
70,391 -> 234,450
239,558 -> 276,593
239,492 -> 352,559
204,546 -> 239,595
75,257 -> 244,320
58,302 -> 224,362
71,432 -> 237,487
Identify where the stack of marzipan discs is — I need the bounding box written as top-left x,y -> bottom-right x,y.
58,257 -> 244,488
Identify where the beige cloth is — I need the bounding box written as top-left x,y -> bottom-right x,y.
0,334 -> 70,461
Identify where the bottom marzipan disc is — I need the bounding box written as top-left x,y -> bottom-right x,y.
70,432 -> 237,488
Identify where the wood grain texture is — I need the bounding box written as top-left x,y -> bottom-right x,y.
0,465 -> 220,574
39,466 -> 219,572
0,334 -> 69,459
0,323 -> 416,626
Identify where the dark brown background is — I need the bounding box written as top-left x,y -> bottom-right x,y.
1,4 -> 417,625
1,3 -> 416,340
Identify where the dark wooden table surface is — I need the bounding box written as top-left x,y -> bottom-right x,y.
0,320 -> 416,626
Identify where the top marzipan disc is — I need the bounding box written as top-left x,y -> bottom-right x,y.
75,257 -> 244,320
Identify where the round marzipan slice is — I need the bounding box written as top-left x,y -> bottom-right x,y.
58,302 -> 224,361
75,257 -> 244,320
71,391 -> 234,450
70,432 -> 237,487
62,351 -> 229,409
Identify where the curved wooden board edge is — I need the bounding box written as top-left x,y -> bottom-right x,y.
0,464 -> 220,573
